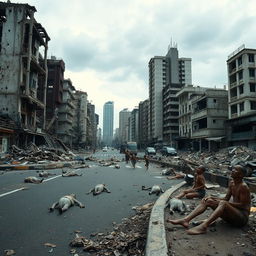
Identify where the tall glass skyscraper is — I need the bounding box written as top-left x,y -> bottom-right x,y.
103,101 -> 114,146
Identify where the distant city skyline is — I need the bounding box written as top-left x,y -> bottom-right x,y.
14,0 -> 256,130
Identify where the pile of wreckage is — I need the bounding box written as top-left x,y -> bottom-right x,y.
69,203 -> 153,255
0,144 -> 76,164
159,146 -> 256,180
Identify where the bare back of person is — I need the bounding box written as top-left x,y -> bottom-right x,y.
168,165 -> 251,235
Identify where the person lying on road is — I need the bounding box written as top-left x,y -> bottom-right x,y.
49,194 -> 85,213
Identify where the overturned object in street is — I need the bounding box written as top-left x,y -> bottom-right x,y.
87,184 -> 111,195
24,176 -> 44,184
167,198 -> 187,215
62,170 -> 82,177
142,185 -> 164,196
185,174 -> 194,185
49,194 -> 85,213
38,171 -> 51,177
162,168 -> 175,176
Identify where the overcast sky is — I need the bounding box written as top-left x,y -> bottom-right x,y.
15,0 -> 256,129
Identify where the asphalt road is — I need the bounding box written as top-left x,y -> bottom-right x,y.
0,150 -> 180,255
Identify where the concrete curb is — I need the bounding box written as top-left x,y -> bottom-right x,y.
145,181 -> 186,256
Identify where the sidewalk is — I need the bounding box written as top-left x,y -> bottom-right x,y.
145,179 -> 256,256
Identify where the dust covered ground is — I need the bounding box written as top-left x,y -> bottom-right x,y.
165,186 -> 256,256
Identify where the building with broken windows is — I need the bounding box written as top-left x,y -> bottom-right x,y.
226,46 -> 256,149
56,79 -> 75,147
191,88 -> 228,151
0,2 -> 50,148
72,90 -> 88,148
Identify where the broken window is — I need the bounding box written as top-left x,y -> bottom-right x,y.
250,83 -> 256,92
0,8 -> 7,53
231,104 -> 237,114
238,56 -> 242,66
249,69 -> 255,78
248,54 -> 255,63
239,85 -> 244,94
250,101 -> 256,110
240,102 -> 244,112
23,24 -> 29,53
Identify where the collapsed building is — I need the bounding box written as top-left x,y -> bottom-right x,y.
0,2 -> 52,151
0,2 -> 98,154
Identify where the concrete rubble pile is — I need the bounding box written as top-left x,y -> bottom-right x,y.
69,203 -> 153,256
0,144 -> 76,164
160,146 -> 256,179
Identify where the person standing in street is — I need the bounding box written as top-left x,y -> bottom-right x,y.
144,154 -> 149,170
130,153 -> 137,168
124,149 -> 130,164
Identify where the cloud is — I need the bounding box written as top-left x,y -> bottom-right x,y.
14,0 -> 256,129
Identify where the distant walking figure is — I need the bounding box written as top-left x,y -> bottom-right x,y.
130,153 -> 137,168
124,149 -> 130,164
144,155 -> 149,170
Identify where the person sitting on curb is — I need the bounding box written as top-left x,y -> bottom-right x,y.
175,165 -> 206,199
167,165 -> 251,235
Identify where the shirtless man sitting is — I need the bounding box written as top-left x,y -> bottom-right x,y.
175,165 -> 206,199
167,165 -> 251,235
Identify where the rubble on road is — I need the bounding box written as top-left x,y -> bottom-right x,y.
69,202 -> 153,255
0,143 -> 89,165
0,143 -> 79,165
160,146 -> 256,180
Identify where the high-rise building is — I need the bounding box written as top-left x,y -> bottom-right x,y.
226,45 -> 256,148
148,45 -> 191,145
128,108 -> 139,142
119,108 -> 131,144
73,91 -> 88,147
138,100 -> 149,148
103,101 -> 114,146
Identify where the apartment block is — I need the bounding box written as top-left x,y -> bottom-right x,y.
148,45 -> 192,146
128,107 -> 139,142
176,85 -> 208,149
0,2 -> 50,134
138,99 -> 149,148
73,90 -> 88,148
87,102 -> 98,149
56,79 -> 75,147
44,57 -> 65,134
119,108 -> 131,144
191,88 -> 228,151
226,46 -> 256,149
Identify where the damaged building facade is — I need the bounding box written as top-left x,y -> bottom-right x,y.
226,46 -> 256,150
0,2 -> 50,150
0,2 -> 98,152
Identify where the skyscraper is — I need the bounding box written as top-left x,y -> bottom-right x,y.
148,45 -> 192,145
103,101 -> 114,146
119,108 -> 131,144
